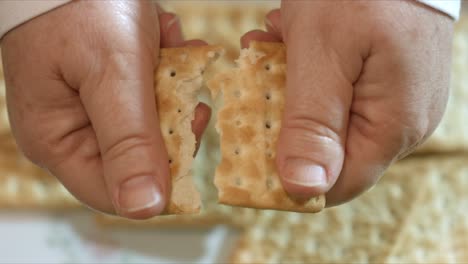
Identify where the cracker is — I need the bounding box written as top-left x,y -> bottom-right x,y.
386,156 -> 468,263
208,41 -> 325,213
385,176 -> 454,263
155,45 -> 223,214
0,133 -> 80,209
95,133 -> 257,226
230,156 -> 468,263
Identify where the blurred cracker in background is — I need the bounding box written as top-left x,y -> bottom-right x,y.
231,156 -> 468,263
0,133 -> 78,208
0,5 -> 467,264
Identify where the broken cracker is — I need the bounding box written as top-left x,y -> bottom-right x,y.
208,41 -> 325,213
155,45 -> 223,214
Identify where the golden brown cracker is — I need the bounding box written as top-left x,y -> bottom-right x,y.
155,45 -> 223,214
208,41 -> 325,213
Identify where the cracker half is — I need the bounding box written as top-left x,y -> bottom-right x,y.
208,41 -> 325,213
155,45 -> 223,214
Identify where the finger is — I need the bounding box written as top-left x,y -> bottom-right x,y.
324,115 -> 394,207
48,126 -> 115,213
240,30 -> 281,49
324,42 -> 449,206
4,74 -> 115,213
159,13 -> 183,48
192,103 -> 211,154
276,17 -> 356,200
154,2 -> 165,14
79,47 -> 168,219
183,39 -> 208,47
264,9 -> 282,35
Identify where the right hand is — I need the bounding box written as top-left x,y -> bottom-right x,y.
1,1 -> 211,219
241,1 -> 454,206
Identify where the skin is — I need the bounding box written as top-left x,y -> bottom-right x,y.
242,0 -> 454,206
1,1 -> 211,219
0,0 -> 455,219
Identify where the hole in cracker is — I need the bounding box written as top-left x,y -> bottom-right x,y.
235,177 -> 242,186
234,148 -> 240,155
235,120 -> 242,126
169,129 -> 174,135
233,90 -> 241,98
267,151 -> 273,159
177,109 -> 182,113
265,64 -> 271,71
266,177 -> 274,189
265,92 -> 271,100
170,70 -> 176,77
169,159 -> 172,164
265,121 -> 271,129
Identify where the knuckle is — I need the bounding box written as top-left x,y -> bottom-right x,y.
395,123 -> 427,160
102,133 -> 155,163
352,112 -> 427,160
15,140 -> 46,167
283,114 -> 343,146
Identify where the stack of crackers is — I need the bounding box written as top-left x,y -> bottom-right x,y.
1,1 -> 468,262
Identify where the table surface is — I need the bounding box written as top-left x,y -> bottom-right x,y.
0,211 -> 238,263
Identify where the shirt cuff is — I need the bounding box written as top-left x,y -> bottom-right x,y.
0,0 -> 71,40
417,0 -> 461,20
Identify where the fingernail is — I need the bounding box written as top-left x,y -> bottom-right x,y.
283,159 -> 327,187
264,17 -> 274,30
118,176 -> 162,213
165,14 -> 180,32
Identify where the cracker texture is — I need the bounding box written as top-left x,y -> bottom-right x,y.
155,45 -> 223,214
230,156 -> 468,263
208,41 -> 325,213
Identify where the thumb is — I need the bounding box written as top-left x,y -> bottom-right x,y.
277,18 -> 355,200
80,50 -> 169,219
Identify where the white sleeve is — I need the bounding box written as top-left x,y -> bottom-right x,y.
417,0 -> 461,20
0,0 -> 71,40
0,0 -> 462,41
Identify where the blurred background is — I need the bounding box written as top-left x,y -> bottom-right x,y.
0,1 -> 467,263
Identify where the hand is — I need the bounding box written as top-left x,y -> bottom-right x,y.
242,1 -> 454,206
1,1 -> 211,219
